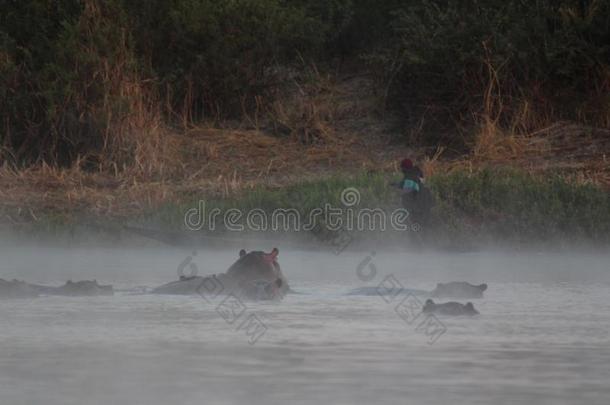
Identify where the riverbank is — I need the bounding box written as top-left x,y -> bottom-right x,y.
1,72 -> 609,247
4,166 -> 608,249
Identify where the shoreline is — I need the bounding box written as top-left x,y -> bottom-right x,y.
3,168 -> 609,248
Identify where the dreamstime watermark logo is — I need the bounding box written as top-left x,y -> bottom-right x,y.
355,252 -> 447,344
340,187 -> 360,206
177,251 -> 268,345
183,187 -> 419,233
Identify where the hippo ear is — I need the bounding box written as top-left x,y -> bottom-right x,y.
239,249 -> 246,257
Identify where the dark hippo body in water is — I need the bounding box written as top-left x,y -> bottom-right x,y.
430,282 -> 487,299
423,299 -> 479,316
32,280 -> 114,296
153,248 -> 289,300
348,281 -> 487,299
0,279 -> 39,299
151,276 -> 210,295
1,279 -> 113,298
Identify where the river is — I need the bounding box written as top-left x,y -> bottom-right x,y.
1,246 -> 609,405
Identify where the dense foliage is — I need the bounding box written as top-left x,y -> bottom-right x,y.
1,0 -> 609,165
375,0 -> 610,143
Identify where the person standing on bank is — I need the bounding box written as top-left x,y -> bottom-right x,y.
397,158 -> 432,225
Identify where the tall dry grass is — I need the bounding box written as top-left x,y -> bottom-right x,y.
264,65 -> 338,145
472,58 -> 540,162
76,1 -> 181,180
0,0 -> 183,181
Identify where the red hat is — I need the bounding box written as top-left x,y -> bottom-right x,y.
400,158 -> 413,170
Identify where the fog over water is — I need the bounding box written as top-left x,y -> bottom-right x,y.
1,243 -> 609,405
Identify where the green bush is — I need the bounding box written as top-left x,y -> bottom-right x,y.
1,0 -> 136,165
123,0 -> 327,119
2,0 -> 609,166
0,0 -> 329,166
371,0 -> 610,144
430,168 -> 610,242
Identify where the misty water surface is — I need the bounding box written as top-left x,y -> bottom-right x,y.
1,246 -> 609,405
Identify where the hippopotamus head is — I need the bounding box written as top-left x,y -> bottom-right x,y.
431,281 -> 488,298
226,248 -> 289,299
423,299 -> 436,312
423,299 -> 479,315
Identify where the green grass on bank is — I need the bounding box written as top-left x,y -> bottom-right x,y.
20,168 -> 610,246
430,169 -> 610,243
140,169 -> 610,246
149,172 -> 400,231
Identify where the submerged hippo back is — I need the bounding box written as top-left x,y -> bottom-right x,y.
56,280 -> 114,296
0,279 -> 39,299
